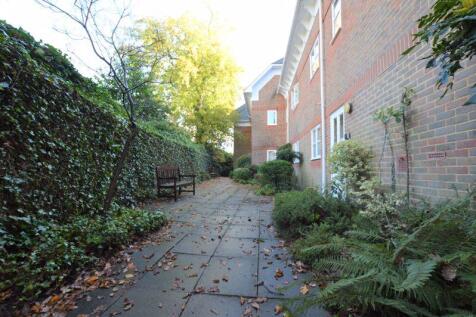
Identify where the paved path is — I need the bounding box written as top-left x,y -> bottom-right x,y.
68,178 -> 328,317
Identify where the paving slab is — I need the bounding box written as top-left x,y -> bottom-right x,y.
172,234 -> 221,255
135,253 -> 210,293
197,256 -> 258,297
181,294 -> 244,317
215,237 -> 259,257
68,178 -> 328,317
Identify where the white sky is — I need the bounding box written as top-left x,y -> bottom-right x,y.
0,0 -> 295,106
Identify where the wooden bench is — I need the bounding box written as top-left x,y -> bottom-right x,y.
156,165 -> 196,201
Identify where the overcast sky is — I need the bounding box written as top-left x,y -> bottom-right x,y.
0,0 -> 295,106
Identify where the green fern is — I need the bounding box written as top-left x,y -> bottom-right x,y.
395,260 -> 438,292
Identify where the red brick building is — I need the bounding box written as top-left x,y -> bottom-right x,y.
235,58 -> 287,165
233,104 -> 252,161
236,0 -> 475,202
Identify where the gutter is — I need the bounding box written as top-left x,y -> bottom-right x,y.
318,0 -> 327,192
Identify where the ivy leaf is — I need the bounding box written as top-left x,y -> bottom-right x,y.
0,81 -> 9,90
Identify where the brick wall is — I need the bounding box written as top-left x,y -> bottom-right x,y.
286,0 -> 475,201
251,75 -> 287,165
233,125 -> 252,161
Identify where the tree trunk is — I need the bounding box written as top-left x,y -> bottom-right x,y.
103,124 -> 139,211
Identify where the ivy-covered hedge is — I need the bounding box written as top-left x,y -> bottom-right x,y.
0,20 -> 208,219
0,21 -> 207,303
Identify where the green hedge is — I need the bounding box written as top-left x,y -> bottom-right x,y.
0,21 -> 206,303
0,20 -> 208,219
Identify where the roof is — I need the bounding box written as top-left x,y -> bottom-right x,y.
278,0 -> 319,95
236,103 -> 250,123
244,58 -> 284,103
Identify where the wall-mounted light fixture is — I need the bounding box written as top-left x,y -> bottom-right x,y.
343,102 -> 352,114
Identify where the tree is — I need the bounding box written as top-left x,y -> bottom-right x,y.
138,17 -> 240,146
36,0 -> 164,211
404,0 -> 476,105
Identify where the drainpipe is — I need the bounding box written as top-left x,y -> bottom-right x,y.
318,0 -> 327,192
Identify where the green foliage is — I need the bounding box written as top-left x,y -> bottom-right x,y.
0,207 -> 166,302
298,190 -> 476,316
275,188 -> 357,240
403,0 -> 476,104
276,143 -> 302,164
257,160 -> 294,191
235,153 -> 252,168
205,145 -> 234,176
329,140 -> 373,196
255,184 -> 276,196
0,21 -> 206,303
139,17 -> 240,145
230,168 -> 253,183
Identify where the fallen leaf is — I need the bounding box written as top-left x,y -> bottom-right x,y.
251,302 -> 260,310
86,275 -> 98,286
47,294 -> 61,305
300,284 -> 310,295
254,297 -> 267,303
274,305 -> 283,315
240,297 -> 246,305
274,268 -> 284,279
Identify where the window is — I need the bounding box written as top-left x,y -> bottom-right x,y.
330,106 -> 345,150
267,110 -> 277,125
291,83 -> 300,109
311,124 -> 321,160
310,36 -> 320,77
293,141 -> 300,163
331,0 -> 342,38
267,150 -> 277,161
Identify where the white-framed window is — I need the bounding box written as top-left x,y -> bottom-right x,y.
267,150 -> 277,161
310,35 -> 320,77
291,83 -> 300,109
331,0 -> 342,38
267,110 -> 277,125
330,106 -> 345,150
311,124 -> 321,160
293,141 -> 300,164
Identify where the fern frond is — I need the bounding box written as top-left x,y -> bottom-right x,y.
395,259 -> 437,292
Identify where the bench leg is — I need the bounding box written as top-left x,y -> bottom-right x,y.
157,185 -> 161,197
174,186 -> 177,201
193,179 -> 196,196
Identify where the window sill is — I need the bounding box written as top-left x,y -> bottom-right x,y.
331,27 -> 341,44
267,124 -> 277,126
310,157 -> 321,161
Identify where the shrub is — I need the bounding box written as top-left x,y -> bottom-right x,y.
235,153 -> 252,168
303,191 -> 476,316
230,167 -> 253,183
255,184 -> 275,196
274,188 -> 357,240
273,189 -> 321,239
0,208 -> 166,302
276,143 -> 301,163
258,160 -> 294,191
329,140 -> 373,196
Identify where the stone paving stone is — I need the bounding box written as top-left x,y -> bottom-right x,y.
181,294 -> 244,317
104,288 -> 188,317
215,237 -> 259,257
231,215 -> 260,225
226,224 -> 260,239
259,211 -> 273,223
188,222 -> 228,236
135,253 -> 210,293
197,256 -> 258,297
129,243 -> 175,272
172,234 -> 221,255
257,240 -> 313,298
66,287 -> 125,317
259,223 -> 278,240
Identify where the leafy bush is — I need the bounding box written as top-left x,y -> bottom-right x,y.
256,184 -> 276,196
0,20 -> 209,217
276,143 -> 301,163
273,189 -> 321,239
300,191 -> 476,316
258,160 -> 294,191
274,188 -> 357,239
0,208 -> 166,302
329,140 -> 373,196
235,153 -> 252,168
230,167 -> 253,183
